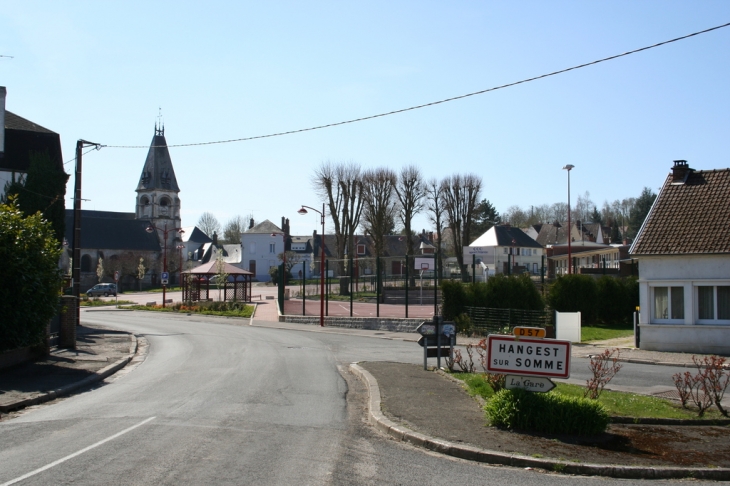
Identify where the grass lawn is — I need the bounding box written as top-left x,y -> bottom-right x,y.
453,372 -> 726,420
581,322 -> 634,342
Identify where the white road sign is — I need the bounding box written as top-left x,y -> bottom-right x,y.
505,375 -> 556,393
486,335 -> 571,379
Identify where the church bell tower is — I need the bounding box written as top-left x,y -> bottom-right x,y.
135,123 -> 182,244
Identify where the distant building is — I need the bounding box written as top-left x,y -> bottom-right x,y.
0,86 -> 64,200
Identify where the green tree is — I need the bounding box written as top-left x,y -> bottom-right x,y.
2,150 -> 69,244
470,199 -> 500,239
0,198 -> 63,352
627,187 -> 657,238
590,207 -> 602,225
214,249 -> 230,300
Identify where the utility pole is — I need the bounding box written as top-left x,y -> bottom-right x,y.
72,140 -> 100,325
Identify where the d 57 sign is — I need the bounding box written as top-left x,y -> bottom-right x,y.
486,335 -> 571,379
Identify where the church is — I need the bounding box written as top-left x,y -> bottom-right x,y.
63,125 -> 212,292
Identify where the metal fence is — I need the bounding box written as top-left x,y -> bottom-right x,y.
465,306 -> 553,336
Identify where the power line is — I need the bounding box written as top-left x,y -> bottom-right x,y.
91,21 -> 729,150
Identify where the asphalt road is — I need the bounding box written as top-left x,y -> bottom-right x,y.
0,311 -> 712,485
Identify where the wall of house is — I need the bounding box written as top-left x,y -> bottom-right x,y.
639,324 -> 730,355
638,254 -> 730,353
241,233 -> 283,281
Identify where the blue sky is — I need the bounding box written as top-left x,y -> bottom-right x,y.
2,1 -> 729,236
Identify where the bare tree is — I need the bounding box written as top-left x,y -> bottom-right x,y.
312,161 -> 365,273
574,191 -> 595,223
503,205 -> 529,227
197,212 -> 220,238
424,178 -> 446,272
441,173 -> 482,272
222,215 -> 246,244
361,168 -> 397,257
550,202 -> 568,223
393,165 -> 425,257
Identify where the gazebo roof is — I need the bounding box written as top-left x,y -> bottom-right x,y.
183,261 -> 253,276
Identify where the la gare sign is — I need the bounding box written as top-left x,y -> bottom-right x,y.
486,335 -> 571,379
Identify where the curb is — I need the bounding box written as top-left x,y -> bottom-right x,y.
0,334 -> 139,414
350,363 -> 730,480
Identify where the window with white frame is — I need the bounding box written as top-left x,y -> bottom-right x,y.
697,285 -> 730,323
653,286 -> 684,321
249,242 -> 256,254
269,243 -> 275,253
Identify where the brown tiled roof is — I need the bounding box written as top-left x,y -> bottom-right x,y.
631,168 -> 730,255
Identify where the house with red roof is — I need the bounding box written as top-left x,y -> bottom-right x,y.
630,160 -> 730,354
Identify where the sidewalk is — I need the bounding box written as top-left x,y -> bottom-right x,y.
0,325 -> 137,415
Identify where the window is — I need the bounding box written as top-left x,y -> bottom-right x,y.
269,243 -> 275,253
697,285 -> 730,322
249,242 -> 256,254
503,248 -> 508,254
653,286 -> 684,321
357,244 -> 366,255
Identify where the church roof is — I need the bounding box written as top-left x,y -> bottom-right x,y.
64,210 -> 160,251
136,126 -> 179,193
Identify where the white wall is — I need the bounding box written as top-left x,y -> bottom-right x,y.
637,254 -> 730,353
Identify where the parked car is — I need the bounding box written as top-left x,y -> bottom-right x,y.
86,283 -> 117,297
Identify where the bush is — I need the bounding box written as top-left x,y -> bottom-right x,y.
441,275 -> 544,319
595,276 -> 639,325
485,388 -> 609,436
0,199 -> 63,352
441,279 -> 467,320
546,274 -> 598,324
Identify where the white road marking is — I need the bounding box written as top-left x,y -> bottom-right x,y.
1,417 -> 156,486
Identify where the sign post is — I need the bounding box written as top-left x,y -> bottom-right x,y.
416,318 -> 456,370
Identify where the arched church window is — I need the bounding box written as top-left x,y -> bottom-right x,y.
159,197 -> 170,216
81,254 -> 93,272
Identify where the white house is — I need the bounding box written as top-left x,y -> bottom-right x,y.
630,160 -> 730,354
241,218 -> 289,282
469,224 -> 544,276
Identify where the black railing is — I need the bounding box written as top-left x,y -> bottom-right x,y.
465,306 -> 553,336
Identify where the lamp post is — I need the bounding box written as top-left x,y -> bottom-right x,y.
176,244 -> 185,292
562,164 -> 575,274
146,223 -> 185,308
297,203 -> 325,327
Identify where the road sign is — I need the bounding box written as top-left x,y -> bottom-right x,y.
161,271 -> 169,285
418,335 -> 455,348
416,322 -> 437,336
442,323 -> 456,337
513,327 -> 546,339
486,334 -> 571,379
505,375 -> 555,393
114,271 -> 119,282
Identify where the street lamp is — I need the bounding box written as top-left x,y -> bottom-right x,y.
297,203 -> 326,327
562,164 -> 575,274
176,244 -> 185,290
146,223 -> 185,307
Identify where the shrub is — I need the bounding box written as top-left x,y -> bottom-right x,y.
441,280 -> 467,320
595,276 -> 639,325
442,275 -> 544,319
485,388 -> 609,436
546,274 -> 598,324
0,199 -> 63,352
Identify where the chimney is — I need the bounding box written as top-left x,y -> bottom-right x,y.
672,160 -> 692,183
249,218 -> 254,229
0,86 -> 6,156
212,231 -> 218,246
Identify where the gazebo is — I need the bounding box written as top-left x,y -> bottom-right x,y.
181,261 -> 253,302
